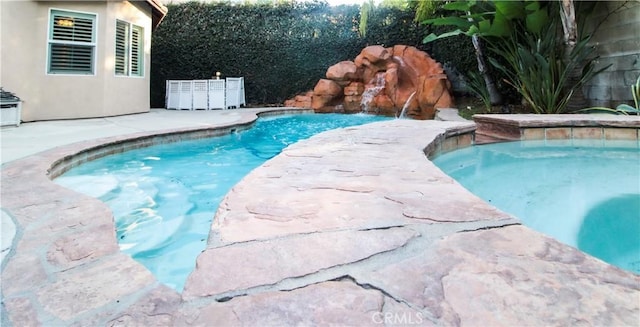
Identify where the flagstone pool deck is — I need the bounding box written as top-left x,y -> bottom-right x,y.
1,108 -> 639,326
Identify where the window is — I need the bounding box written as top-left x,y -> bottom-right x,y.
115,20 -> 143,77
48,9 -> 96,75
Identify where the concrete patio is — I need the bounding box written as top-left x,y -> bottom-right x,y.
1,108 -> 639,326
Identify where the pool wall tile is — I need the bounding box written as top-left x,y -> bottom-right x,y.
545,127 -> 572,140
457,133 -> 473,148
522,128 -> 545,140
441,137 -> 459,153
426,131 -> 475,158
423,137 -> 441,158
604,127 -> 638,140
572,127 -> 603,139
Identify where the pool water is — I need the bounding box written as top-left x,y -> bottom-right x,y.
55,113 -> 390,291
433,140 -> 640,274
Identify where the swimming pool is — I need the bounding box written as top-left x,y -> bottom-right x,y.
54,113 -> 389,291
433,140 -> 640,274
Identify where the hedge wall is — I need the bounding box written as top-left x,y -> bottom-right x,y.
150,1 -> 476,108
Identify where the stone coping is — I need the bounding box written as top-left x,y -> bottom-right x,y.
474,113 -> 640,128
474,113 -> 640,143
1,111 -> 639,326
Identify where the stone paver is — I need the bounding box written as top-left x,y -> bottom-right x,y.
177,281 -> 388,326
1,109 -> 639,326
355,225 -> 640,326
184,227 -> 419,299
0,210 -> 15,263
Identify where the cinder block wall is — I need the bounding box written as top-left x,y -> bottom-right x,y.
583,1 -> 640,108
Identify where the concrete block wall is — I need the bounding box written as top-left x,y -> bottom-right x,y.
583,1 -> 640,108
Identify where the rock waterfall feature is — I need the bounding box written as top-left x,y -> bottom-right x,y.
285,45 -> 454,119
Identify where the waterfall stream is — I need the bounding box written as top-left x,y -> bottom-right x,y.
360,73 -> 386,113
398,91 -> 416,119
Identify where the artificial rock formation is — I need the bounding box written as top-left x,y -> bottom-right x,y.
285,45 -> 454,119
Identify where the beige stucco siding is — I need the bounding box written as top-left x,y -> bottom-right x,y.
1,1 -> 45,122
1,1 -> 153,122
103,1 -> 153,117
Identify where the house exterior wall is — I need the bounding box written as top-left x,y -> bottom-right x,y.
584,1 -> 640,108
0,1 -> 153,122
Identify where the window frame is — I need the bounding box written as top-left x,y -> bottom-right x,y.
115,19 -> 144,78
47,8 -> 98,76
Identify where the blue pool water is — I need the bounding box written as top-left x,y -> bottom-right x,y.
55,113 -> 390,291
433,140 -> 640,274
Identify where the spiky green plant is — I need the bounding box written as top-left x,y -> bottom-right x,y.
616,75 -> 640,113
464,71 -> 492,111
486,17 -> 608,114
421,0 -> 609,114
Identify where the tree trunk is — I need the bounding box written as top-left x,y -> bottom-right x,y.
561,0 -> 588,111
471,34 -> 503,105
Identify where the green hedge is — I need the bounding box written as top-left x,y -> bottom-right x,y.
150,1 -> 475,107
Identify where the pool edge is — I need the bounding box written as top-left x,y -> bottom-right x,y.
1,113 -> 639,326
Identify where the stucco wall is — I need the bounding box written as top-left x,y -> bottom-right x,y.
0,1 -> 153,122
584,1 -> 640,108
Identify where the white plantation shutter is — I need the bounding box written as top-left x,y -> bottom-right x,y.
48,10 -> 96,74
115,20 -> 129,75
130,25 -> 143,76
115,20 -> 144,77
